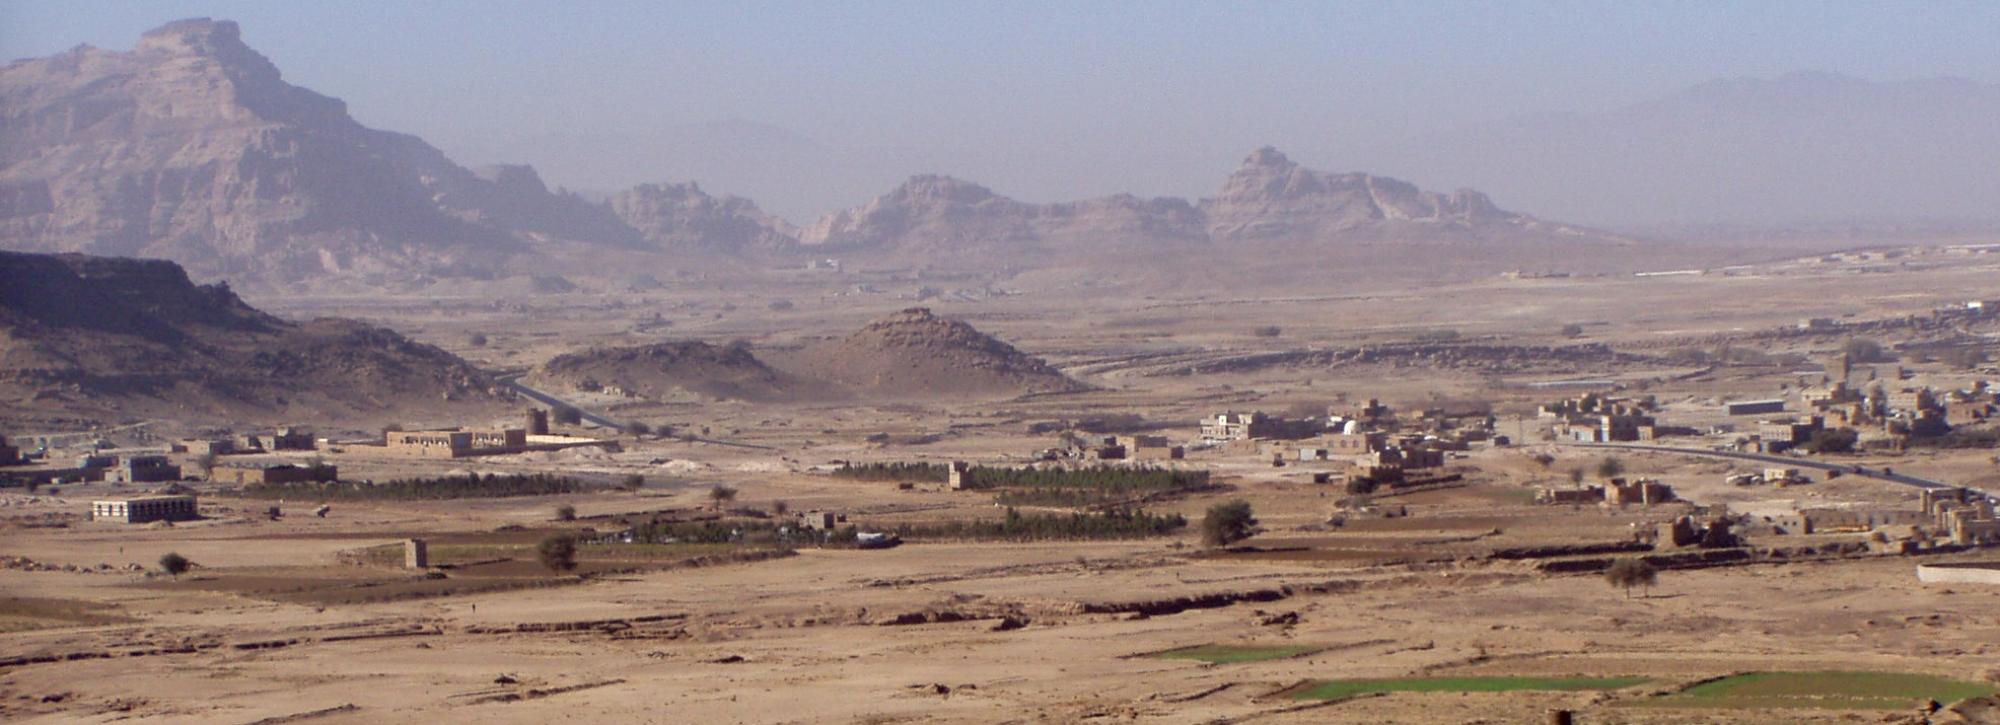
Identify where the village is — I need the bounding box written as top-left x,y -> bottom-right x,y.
4,260 -> 2000,723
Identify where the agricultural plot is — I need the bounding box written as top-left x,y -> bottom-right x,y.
1292,676 -> 1650,701
1633,671 -> 1998,710
1149,644 -> 1321,664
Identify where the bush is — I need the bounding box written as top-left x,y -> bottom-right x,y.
1560,323 -> 1585,338
767,299 -> 794,311
1200,500 -> 1258,547
233,473 -> 596,501
890,507 -> 1187,542
627,421 -> 651,436
468,333 -> 488,347
1604,558 -> 1658,598
552,406 -> 584,426
1253,325 -> 1282,338
619,473 -> 646,491
1806,428 -> 1859,454
830,462 -> 950,482
1595,456 -> 1625,480
708,485 -> 738,510
159,552 -> 191,579
537,535 -> 578,573
554,504 -> 576,521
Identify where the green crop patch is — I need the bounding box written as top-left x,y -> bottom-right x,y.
1151,644 -> 1320,664
1634,671 -> 1998,710
1295,676 -> 1650,701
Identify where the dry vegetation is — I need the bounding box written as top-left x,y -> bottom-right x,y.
5,243 -> 2000,723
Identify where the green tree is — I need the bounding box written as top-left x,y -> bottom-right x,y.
627,421 -> 651,437
552,406 -> 584,426
1200,500 -> 1258,547
1595,456 -> 1625,480
771,500 -> 790,516
554,503 -> 576,521
708,485 -> 738,511
1806,428 -> 1859,454
159,552 -> 192,580
1604,558 -> 1658,599
537,534 -> 578,573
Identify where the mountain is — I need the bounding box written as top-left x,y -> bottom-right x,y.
607,182 -> 798,252
527,340 -> 807,403
0,250 -> 512,428
799,150 -> 1609,254
0,19 -> 638,284
1381,71 -> 2000,227
776,307 -> 1084,399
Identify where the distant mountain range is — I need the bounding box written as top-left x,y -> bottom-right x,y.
0,18 -> 1635,286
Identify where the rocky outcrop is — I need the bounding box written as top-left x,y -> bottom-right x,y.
789,307 -> 1084,399
1200,147 -> 1517,242
0,250 -> 509,427
798,175 -> 1202,252
529,340 -> 805,402
607,182 -> 798,252
0,19 -> 637,284
800,149 -> 1616,255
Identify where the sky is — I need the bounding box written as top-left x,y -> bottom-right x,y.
5,1 -> 2000,225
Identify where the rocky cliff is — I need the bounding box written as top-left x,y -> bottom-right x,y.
607,182 -> 798,252
0,19 -> 640,284
0,250 -> 510,427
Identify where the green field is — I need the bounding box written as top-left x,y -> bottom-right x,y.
1635,671 -> 1998,710
1294,676 -> 1650,701
1151,644 -> 1320,664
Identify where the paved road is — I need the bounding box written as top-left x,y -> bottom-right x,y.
498,375 -> 779,452
1562,441 -> 1975,495
498,375 -> 624,429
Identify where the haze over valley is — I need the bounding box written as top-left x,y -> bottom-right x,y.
4,8 -> 2000,724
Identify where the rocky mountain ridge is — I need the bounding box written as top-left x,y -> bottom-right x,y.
1,18 -> 1625,285
0,249 -> 510,427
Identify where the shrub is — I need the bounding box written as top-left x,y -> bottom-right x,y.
468,333 -> 488,347
232,473 -> 595,501
1595,456 -> 1625,480
1806,427 -> 1859,454
627,421 -> 651,436
1560,323 -> 1585,338
1253,325 -> 1282,338
159,552 -> 191,579
708,485 -> 738,511
537,535 -> 578,573
1604,558 -> 1658,598
1200,500 -> 1258,547
552,406 -> 584,426
890,508 -> 1186,542
554,504 -> 576,521
619,473 -> 646,491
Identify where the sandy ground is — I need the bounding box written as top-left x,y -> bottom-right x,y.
6,242 -> 2000,723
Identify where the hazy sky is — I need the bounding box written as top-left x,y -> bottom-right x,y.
5,1 -> 2000,224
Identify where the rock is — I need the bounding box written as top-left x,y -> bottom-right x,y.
609,182 -> 797,252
